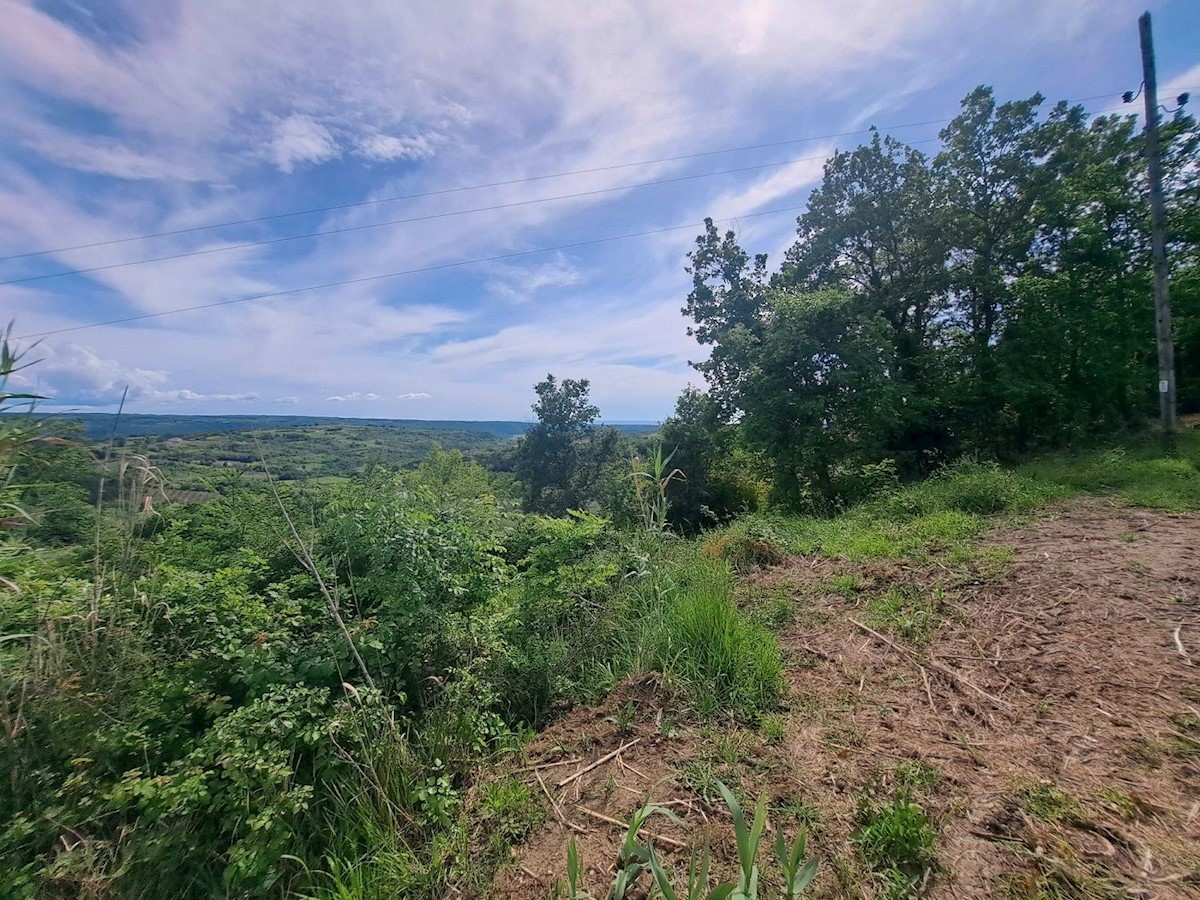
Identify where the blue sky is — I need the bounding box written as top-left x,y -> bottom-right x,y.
2,0 -> 1198,421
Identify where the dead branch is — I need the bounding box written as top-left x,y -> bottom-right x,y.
556,738 -> 641,788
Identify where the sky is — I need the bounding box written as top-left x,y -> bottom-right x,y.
2,0 -> 1199,422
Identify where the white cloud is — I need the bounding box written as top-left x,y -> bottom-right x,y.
358,132 -> 438,162
397,391 -> 431,400
268,114 -> 339,173
325,391 -> 383,402
146,389 -> 260,403
0,0 -> 1160,420
485,252 -> 583,303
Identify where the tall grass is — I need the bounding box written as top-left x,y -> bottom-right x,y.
619,555 -> 782,717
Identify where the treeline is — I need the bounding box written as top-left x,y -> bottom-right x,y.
676,86 -> 1199,510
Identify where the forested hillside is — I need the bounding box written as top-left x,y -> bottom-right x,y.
2,86 -> 1199,900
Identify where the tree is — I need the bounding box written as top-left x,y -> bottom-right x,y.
678,86 -> 1200,508
683,218 -> 769,413
658,387 -> 761,531
779,131 -> 954,473
514,375 -> 629,515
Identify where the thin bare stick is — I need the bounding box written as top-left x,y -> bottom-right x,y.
556,738 -> 641,788
920,665 -> 936,712
1173,625 -> 1191,663
621,758 -> 651,782
515,757 -> 582,773
535,770 -> 566,825
848,618 -> 1009,708
255,435 -> 375,690
574,806 -> 687,849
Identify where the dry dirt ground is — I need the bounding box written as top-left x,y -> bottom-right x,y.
488,500 -> 1200,899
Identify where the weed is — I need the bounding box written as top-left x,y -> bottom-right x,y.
894,760 -> 940,797
630,446 -> 686,534
853,797 -> 938,899
1018,782 -> 1083,825
476,776 -> 543,851
865,585 -> 942,646
760,713 -> 787,744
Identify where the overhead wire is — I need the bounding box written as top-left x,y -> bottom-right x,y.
0,89 -> 1142,265
14,204 -> 806,340
10,87 -> 1191,343
0,139 -> 945,287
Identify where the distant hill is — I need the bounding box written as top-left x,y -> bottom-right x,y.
50,413 -> 658,441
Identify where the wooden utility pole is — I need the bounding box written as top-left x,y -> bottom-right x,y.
1138,11 -> 1177,450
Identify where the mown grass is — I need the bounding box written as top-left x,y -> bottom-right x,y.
1019,430 -> 1200,512
711,434 -> 1200,566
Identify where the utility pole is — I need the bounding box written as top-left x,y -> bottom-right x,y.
1138,11 -> 1177,451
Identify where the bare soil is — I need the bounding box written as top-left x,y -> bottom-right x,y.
488,500 -> 1200,899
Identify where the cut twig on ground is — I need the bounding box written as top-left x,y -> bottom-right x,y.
574,806 -> 687,849
556,738 -> 641,788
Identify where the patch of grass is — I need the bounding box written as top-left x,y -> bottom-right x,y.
739,583 -> 797,630
853,797 -> 938,899
997,867 -> 1126,900
659,559 -> 785,717
894,759 -> 940,797
700,533 -> 784,569
865,585 -> 942,646
948,543 -> 1015,579
1018,783 -> 1084,826
876,458 -> 1067,518
777,796 -> 823,831
1096,787 -> 1141,821
760,712 -> 787,744
1151,714 -> 1200,759
1017,431 -> 1200,512
821,722 -> 865,751
824,573 -> 862,597
476,776 -> 544,852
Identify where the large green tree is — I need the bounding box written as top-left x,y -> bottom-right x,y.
680,86 -> 1200,509
513,375 -> 631,515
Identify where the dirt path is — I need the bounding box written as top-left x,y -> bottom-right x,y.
491,501 -> 1200,898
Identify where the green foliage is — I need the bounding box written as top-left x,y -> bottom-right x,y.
865,585 -> 942,646
513,374 -> 635,517
1017,432 -> 1200,511
566,781 -> 816,900
1018,783 -> 1084,825
853,797 -> 938,898
656,560 -> 784,716
659,387 -> 763,531
683,88 -> 1200,508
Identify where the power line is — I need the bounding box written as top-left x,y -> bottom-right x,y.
15,204 -> 806,340
0,89 -> 1141,265
0,140 -> 944,288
